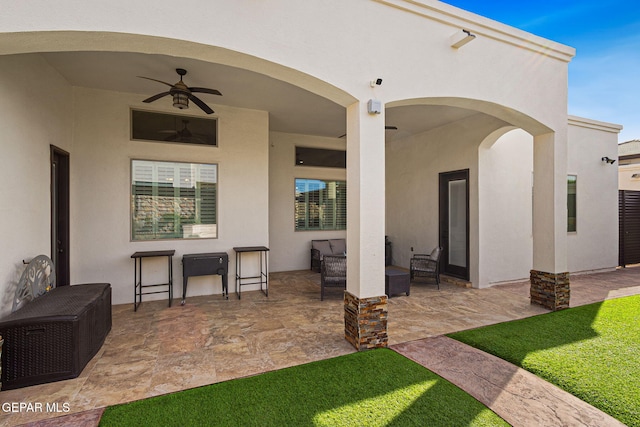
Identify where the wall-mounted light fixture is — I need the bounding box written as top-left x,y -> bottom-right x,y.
450,29 -> 476,49
601,156 -> 616,165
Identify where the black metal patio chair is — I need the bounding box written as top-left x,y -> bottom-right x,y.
410,246 -> 442,289
320,255 -> 347,300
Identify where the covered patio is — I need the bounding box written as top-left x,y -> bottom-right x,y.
3,267 -> 640,427
0,3 -> 625,425
1,0 -> 592,342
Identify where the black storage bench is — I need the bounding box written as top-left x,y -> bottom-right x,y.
0,283 -> 111,390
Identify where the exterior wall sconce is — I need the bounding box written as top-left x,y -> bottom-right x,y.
450,29 -> 476,49
601,156 -> 616,164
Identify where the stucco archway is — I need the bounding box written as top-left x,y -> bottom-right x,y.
386,97 -> 552,137
0,31 -> 357,110
385,98 -> 562,296
0,30 -> 366,310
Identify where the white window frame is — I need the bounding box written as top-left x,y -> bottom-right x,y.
131,159 -> 218,241
294,178 -> 347,231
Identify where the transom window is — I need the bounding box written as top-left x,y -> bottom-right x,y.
131,109 -> 217,146
295,147 -> 346,168
295,179 -> 346,231
131,160 -> 217,240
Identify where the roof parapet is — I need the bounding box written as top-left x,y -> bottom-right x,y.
374,0 -> 576,62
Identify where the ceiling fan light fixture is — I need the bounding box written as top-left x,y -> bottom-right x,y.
139,68 -> 221,114
172,92 -> 189,109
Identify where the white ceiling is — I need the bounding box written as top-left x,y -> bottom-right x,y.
41,51 -> 482,140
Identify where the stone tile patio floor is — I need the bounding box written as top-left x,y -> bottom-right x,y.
3,267 -> 640,426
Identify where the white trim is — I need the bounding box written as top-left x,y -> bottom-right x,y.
568,115 -> 623,133
374,0 -> 576,62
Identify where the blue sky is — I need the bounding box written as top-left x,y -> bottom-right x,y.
442,0 -> 640,142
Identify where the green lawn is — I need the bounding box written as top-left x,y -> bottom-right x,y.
99,348 -> 508,427
448,295 -> 640,427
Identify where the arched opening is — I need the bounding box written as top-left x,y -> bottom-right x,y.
385,98 -> 550,289
0,30 -> 357,305
478,128 -> 534,288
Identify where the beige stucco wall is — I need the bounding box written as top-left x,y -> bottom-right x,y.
619,164 -> 640,191
567,116 -> 620,273
0,0 -> 581,304
268,132 -> 346,272
387,116 -> 620,289
478,128 -> 534,287
0,0 -> 573,128
67,88 -> 269,306
385,113 -> 510,287
478,117 -> 621,284
0,54 -> 73,316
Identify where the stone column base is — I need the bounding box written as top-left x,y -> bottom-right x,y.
530,270 -> 570,311
344,292 -> 388,350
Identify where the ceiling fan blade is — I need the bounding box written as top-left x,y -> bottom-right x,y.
190,87 -> 222,96
164,133 -> 179,142
188,94 -> 214,114
137,76 -> 175,87
142,91 -> 171,103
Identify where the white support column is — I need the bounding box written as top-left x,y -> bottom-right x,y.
531,129 -> 570,310
343,100 -> 388,350
345,101 -> 386,297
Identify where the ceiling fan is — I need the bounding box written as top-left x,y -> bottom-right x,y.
138,68 -> 222,114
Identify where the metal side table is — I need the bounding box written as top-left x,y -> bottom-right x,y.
131,250 -> 175,311
233,246 -> 269,299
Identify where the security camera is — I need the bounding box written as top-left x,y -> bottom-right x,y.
375,78 -> 382,85
370,78 -> 383,87
601,156 -> 616,165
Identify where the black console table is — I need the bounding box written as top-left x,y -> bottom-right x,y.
131,250 -> 175,311
182,252 -> 229,304
233,246 -> 269,299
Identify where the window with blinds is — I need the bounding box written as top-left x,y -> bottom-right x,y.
295,179 -> 346,231
131,160 -> 217,240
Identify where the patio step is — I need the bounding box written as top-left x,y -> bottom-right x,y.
440,274 -> 472,288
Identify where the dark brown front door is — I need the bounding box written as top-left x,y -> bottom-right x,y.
439,169 -> 469,280
51,146 -> 70,286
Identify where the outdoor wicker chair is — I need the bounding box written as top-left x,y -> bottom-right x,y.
320,255 -> 347,300
410,246 -> 442,289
